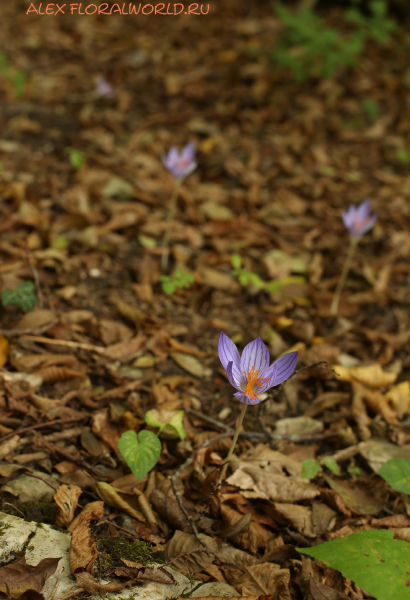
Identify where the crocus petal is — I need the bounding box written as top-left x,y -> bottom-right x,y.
234,391 -> 260,405
257,363 -> 278,393
240,337 -> 269,375
357,198 -> 371,221
259,351 -> 298,392
360,213 -> 377,234
218,332 -> 241,371
181,141 -> 195,163
226,361 -> 242,391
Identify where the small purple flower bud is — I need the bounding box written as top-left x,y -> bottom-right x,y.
218,332 -> 298,405
162,141 -> 197,180
342,199 -> 377,237
96,75 -> 115,99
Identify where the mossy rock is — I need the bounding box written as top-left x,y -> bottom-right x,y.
97,537 -> 158,578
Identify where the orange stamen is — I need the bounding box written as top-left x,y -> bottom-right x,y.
241,366 -> 269,399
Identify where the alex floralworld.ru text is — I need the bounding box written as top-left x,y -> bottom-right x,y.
27,3 -> 209,15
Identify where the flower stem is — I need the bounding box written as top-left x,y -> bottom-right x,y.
217,403 -> 248,487
330,236 -> 360,316
161,178 -> 183,272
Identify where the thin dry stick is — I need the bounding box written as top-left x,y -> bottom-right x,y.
19,334 -> 106,354
161,178 -> 183,272
52,587 -> 83,600
330,236 -> 359,315
0,417 -> 86,443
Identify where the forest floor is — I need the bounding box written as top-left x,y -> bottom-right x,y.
1,1 -> 410,599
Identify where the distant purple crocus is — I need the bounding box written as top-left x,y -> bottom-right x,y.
218,332 -> 298,405
342,199 -> 377,237
162,141 -> 197,180
96,75 -> 115,99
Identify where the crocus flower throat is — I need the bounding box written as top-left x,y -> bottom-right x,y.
242,366 -> 269,401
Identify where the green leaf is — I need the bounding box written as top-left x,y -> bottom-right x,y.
322,456 -> 341,475
160,276 -> 176,295
231,254 -> 243,269
65,147 -> 85,169
348,465 -> 361,475
298,529 -> 410,600
300,458 -> 320,480
1,281 -> 37,311
118,430 -> 161,481
378,458 -> 410,494
145,409 -> 187,439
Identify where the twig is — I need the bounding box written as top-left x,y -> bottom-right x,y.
95,519 -> 139,537
47,567 -> 64,600
0,417 -> 87,443
2,502 -> 25,518
24,471 -> 58,492
185,406 -> 233,432
19,335 -> 106,354
42,442 -> 107,479
197,483 -> 217,523
52,587 -> 83,600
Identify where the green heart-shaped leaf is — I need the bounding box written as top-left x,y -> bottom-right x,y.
118,430 -> 161,481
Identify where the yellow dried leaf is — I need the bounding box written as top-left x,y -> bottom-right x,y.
54,484 -> 82,529
386,381 -> 410,416
350,364 -> 397,388
96,481 -> 146,522
0,335 -> 9,368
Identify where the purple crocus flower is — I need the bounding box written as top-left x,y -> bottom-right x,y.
218,332 -> 298,405
162,141 -> 197,180
342,199 -> 377,237
96,75 -> 115,99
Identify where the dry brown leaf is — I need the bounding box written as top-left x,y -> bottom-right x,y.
116,300 -> 143,325
115,559 -> 177,584
220,505 -> 268,554
165,531 -> 218,574
227,464 -> 319,503
310,575 -> 350,600
0,435 -> 20,460
271,503 -> 315,537
96,481 -> 146,522
323,474 -> 387,515
69,512 -> 98,574
104,333 -> 145,360
303,392 -> 349,418
54,484 -> 82,529
81,427 -> 110,457
230,563 -> 291,598
68,500 -> 104,532
29,393 -> 63,413
33,366 -> 86,382
133,487 -> 157,524
91,408 -> 121,452
15,309 -> 56,331
98,318 -> 134,345
150,488 -> 191,532
0,552 -> 60,598
359,387 -> 398,425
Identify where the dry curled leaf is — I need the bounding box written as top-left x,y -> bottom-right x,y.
333,363 -> 397,388
68,500 -> 104,533
54,484 -> 82,529
115,559 -> 177,584
0,552 -> 60,599
230,563 -> 291,598
69,512 -> 98,574
75,572 -> 128,594
33,365 -> 86,382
